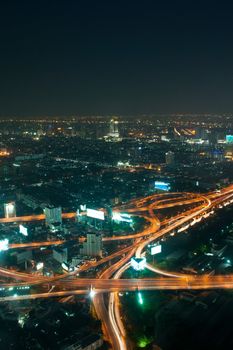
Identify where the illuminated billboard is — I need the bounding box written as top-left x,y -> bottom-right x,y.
150,244 -> 162,255
226,135 -> 233,143
86,208 -> 105,221
131,257 -> 146,271
154,181 -> 171,191
0,239 -> 9,251
4,202 -> 16,218
62,262 -> 74,272
112,212 -> 132,223
19,225 -> 28,236
36,262 -> 44,270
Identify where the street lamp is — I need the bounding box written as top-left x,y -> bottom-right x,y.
89,286 -> 96,299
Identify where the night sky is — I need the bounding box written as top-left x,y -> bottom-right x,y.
0,1 -> 233,116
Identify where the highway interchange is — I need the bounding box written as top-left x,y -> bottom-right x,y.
1,185 -> 233,348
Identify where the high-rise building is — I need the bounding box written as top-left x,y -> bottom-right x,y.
104,118 -> 122,142
44,206 -> 62,226
109,119 -> 119,137
165,151 -> 175,165
80,233 -> 102,257
4,202 -> 16,218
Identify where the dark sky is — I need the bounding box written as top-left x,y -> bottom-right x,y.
0,0 -> 233,116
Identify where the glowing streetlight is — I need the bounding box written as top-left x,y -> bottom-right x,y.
89,286 -> 96,299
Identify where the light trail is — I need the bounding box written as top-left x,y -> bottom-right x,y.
1,184 -> 233,348
93,247 -> 137,350
135,195 -> 212,258
0,212 -> 76,224
5,275 -> 233,302
2,187 -> 233,286
108,263 -> 130,350
145,263 -> 185,278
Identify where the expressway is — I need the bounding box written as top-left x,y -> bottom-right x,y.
0,212 -> 76,223
108,263 -> 131,350
4,275 -> 233,301
92,237 -> 138,350
6,192 -> 206,250
2,187 -> 230,286
0,192 -> 207,226
0,192 -> 177,224
1,185 -> 233,349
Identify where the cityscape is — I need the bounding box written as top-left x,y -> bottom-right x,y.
1,116 -> 233,349
1,1 -> 233,350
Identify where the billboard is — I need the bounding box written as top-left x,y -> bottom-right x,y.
0,239 -> 9,251
112,212 -> 132,223
131,257 -> 146,271
151,244 -> 162,255
36,262 -> 44,270
226,135 -> 233,143
19,224 -> 28,236
154,181 -> 171,191
86,208 -> 105,221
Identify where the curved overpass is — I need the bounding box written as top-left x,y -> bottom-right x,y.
1,185 -> 233,349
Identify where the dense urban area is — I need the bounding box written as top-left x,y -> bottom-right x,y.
0,115 -> 233,349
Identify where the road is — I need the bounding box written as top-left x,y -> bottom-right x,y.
1,185 -> 233,348
4,274 -> 233,301
0,212 -> 76,223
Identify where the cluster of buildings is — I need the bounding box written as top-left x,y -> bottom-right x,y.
1,115 -> 233,349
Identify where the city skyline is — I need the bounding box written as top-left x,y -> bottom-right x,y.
0,116 -> 233,349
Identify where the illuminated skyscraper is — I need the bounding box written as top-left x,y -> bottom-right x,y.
108,119 -> 120,138
109,119 -> 119,137
104,118 -> 122,142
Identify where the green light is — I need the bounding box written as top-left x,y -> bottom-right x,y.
137,336 -> 151,348
138,292 -> 143,305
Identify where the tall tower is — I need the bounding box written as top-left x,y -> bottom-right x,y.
109,119 -> 119,138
